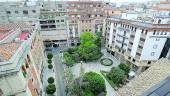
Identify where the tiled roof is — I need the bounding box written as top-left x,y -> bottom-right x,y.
0,22 -> 33,30
0,29 -> 13,41
0,42 -> 20,62
0,22 -> 33,41
118,58 -> 170,96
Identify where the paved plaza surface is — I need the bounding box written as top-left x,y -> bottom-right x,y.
71,48 -> 121,96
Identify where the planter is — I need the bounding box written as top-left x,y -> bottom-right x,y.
100,58 -> 113,66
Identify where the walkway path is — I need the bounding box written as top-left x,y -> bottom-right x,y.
71,48 -> 120,96
53,48 -> 66,96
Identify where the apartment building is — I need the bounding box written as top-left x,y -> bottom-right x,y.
39,1 -> 68,48
0,1 -> 41,24
67,1 -> 106,46
0,22 -> 45,96
105,6 -> 170,74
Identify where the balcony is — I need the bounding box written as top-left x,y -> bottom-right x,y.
117,34 -> 128,39
139,40 -> 145,46
137,48 -> 142,53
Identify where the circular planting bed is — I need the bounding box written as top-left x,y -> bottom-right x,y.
100,58 -> 113,66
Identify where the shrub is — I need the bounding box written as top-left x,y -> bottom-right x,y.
63,52 -> 75,66
82,89 -> 94,96
48,64 -> 53,69
47,53 -> 53,59
118,63 -> 130,75
108,67 -> 125,85
67,47 -> 78,54
82,72 -> 106,95
46,84 -> 56,94
48,59 -> 52,64
48,77 -> 54,84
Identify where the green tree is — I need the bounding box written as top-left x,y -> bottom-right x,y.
78,32 -> 102,61
81,72 -> 106,95
94,32 -> 101,48
82,89 -> 94,96
80,32 -> 95,45
78,41 -> 102,61
67,47 -> 78,54
63,52 -> 75,66
47,53 -> 53,59
118,63 -> 130,75
108,67 -> 125,85
46,84 -> 56,94
48,77 -> 54,84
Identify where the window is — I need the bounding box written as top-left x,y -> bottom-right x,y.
49,25 -> 56,28
128,48 -> 131,51
6,11 -> 11,14
153,44 -> 158,49
158,19 -> 161,24
32,10 -> 36,13
140,38 -> 145,41
145,30 -> 148,35
147,61 -> 151,64
40,21 -> 47,24
98,4 -> 101,7
132,59 -> 136,62
141,29 -> 144,34
23,10 -> 28,15
56,20 -> 59,22
58,4 -> 62,8
151,52 -> 155,56
128,56 -> 131,60
41,25 -> 48,29
156,38 -> 160,41
136,52 -> 141,56
139,45 -> 143,49
135,28 -> 137,32
153,30 -> 156,35
15,10 -> 18,14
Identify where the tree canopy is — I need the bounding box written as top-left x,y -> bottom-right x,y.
78,32 -> 102,61
81,72 -> 106,95
107,67 -> 125,85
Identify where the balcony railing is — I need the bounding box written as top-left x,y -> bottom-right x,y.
108,18 -> 170,29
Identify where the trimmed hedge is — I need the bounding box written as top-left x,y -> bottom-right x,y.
46,84 -> 56,94
100,58 -> 113,66
48,59 -> 52,64
48,77 -> 54,84
48,64 -> 53,69
47,53 -> 53,59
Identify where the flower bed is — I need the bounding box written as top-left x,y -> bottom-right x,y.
100,58 -> 113,66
